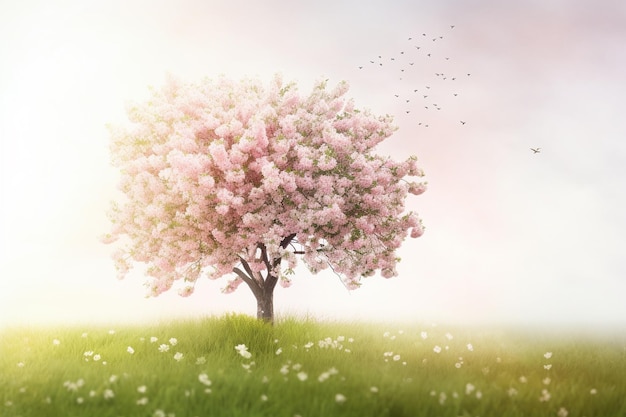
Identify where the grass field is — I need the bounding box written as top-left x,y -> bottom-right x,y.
1,314 -> 625,417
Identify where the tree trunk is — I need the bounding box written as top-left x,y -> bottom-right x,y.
235,234 -> 296,325
255,288 -> 274,324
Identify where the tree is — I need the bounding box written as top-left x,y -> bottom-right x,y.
102,74 -> 426,323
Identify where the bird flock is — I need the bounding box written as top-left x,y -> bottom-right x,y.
352,25 -> 540,154
354,25 -> 468,129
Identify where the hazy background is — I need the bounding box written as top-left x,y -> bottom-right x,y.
1,0 -> 625,328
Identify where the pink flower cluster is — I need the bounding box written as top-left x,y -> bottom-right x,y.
104,74 -> 426,296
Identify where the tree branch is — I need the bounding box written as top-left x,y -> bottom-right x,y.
238,255 -> 257,282
280,233 -> 297,249
265,272 -> 279,293
233,266 -> 261,297
258,243 -> 273,273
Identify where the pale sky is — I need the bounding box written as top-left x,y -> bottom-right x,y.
1,0 -> 625,328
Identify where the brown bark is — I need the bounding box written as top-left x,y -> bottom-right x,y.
256,286 -> 274,323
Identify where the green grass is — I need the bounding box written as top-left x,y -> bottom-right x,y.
1,314 -> 625,417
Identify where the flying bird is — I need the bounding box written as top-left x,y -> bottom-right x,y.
531,148 -> 541,153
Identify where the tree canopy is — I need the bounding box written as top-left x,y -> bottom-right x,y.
103,74 -> 426,320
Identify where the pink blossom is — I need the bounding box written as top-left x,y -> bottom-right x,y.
408,182 -> 428,195
215,205 -> 229,215
410,226 -> 424,238
317,155 -> 337,171
178,286 -> 194,297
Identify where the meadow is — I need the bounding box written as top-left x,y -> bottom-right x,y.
1,314 -> 624,417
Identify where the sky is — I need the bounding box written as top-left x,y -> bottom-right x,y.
1,0 -> 625,329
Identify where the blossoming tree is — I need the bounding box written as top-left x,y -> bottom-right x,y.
103,74 -> 426,323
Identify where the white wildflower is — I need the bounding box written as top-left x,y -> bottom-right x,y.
198,373 -> 212,387
335,393 -> 346,403
235,344 -> 252,359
